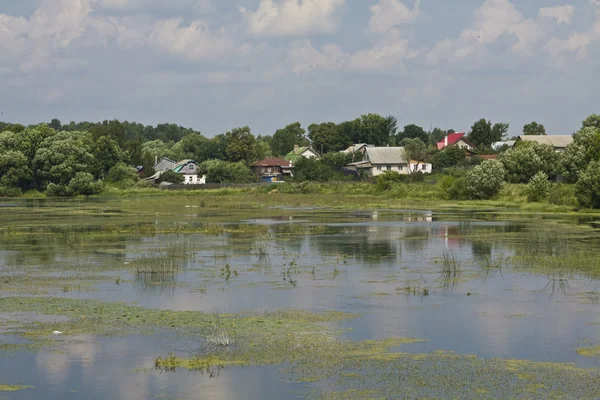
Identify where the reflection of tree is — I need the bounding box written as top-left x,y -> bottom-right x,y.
310,235 -> 398,263
134,271 -> 177,296
471,240 -> 492,260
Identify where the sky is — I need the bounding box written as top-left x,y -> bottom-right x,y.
0,0 -> 599,138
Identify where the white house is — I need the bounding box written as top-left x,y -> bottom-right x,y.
409,160 -> 432,174
285,145 -> 320,165
347,147 -> 409,177
146,159 -> 206,185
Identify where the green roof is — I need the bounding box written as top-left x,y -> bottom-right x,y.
284,147 -> 310,162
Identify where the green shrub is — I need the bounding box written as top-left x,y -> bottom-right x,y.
157,170 -> 184,184
526,172 -> 551,202
576,161 -> 600,208
499,142 -> 559,183
376,171 -> 403,191
465,160 -> 506,200
106,162 -> 139,188
448,177 -> 469,200
0,185 -> 23,197
548,184 -> 577,207
68,172 -> 102,196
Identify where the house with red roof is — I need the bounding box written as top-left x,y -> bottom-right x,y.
437,133 -> 474,151
251,158 -> 292,182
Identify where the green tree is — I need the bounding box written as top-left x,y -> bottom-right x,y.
398,124 -> 428,144
465,160 -> 506,200
353,114 -> 395,146
198,160 -> 255,183
33,131 -> 95,188
562,126 -> 600,183
402,138 -> 428,162
293,157 -> 334,182
271,122 -> 308,156
106,162 -> 140,189
582,114 -> 600,130
225,126 -> 257,164
308,122 -> 346,154
429,128 -> 447,146
467,119 -> 509,148
431,147 -> 466,170
576,161 -> 600,209
91,136 -> 128,178
67,172 -> 103,196
157,170 -> 184,184
526,172 -> 551,202
49,119 -> 62,131
0,151 -> 31,190
523,121 -> 546,135
499,142 -> 559,183
90,120 -> 127,148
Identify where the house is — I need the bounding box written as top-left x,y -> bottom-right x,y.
145,159 -> 206,185
515,135 -> 573,152
154,157 -> 177,172
409,160 -> 433,174
171,160 -> 205,184
437,133 -> 474,151
491,141 -> 515,151
346,147 -> 409,177
251,158 -> 292,182
285,145 -> 320,165
341,144 -> 369,155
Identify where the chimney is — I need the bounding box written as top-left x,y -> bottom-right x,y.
444,135 -> 448,147
155,155 -> 158,165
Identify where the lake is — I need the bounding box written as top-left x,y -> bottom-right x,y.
2,198 -> 600,399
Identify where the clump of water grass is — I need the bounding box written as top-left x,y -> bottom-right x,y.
439,250 -> 462,276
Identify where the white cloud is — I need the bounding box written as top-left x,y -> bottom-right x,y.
287,40 -> 346,74
539,5 -> 575,24
368,0 -> 420,34
241,0 -> 345,36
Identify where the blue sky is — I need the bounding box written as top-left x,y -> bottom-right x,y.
0,0 -> 599,138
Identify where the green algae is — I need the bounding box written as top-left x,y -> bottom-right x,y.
577,346 -> 600,357
0,385 -> 33,392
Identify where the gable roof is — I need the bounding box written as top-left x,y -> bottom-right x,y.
153,157 -> 177,168
342,144 -> 369,154
171,159 -> 197,173
284,146 -> 319,162
436,133 -> 473,150
251,157 -> 290,167
516,135 -> 573,148
364,147 -> 407,164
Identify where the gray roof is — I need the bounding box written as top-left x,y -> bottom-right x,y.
517,135 -> 573,148
364,147 -> 407,164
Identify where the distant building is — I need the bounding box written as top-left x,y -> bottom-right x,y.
515,135 -> 573,152
285,145 -> 320,165
437,133 -> 474,151
146,159 -> 205,185
341,144 -> 370,155
251,158 -> 292,182
491,141 -> 515,151
346,147 -> 409,177
409,160 -> 433,174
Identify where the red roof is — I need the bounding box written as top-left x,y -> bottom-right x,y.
251,158 -> 290,167
437,132 -> 472,150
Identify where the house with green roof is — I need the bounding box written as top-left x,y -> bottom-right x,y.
284,145 -> 320,165
146,159 -> 206,185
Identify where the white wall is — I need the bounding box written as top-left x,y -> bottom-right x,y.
371,164 -> 410,177
409,163 -> 432,174
182,175 -> 206,185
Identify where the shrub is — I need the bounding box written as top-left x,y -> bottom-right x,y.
576,161 -> 600,209
198,159 -> 255,184
499,142 -> 559,183
376,171 -> 403,191
548,184 -> 577,207
526,172 -> 551,202
448,177 -> 469,200
106,162 -> 139,189
68,172 -> 102,196
0,185 -> 23,197
465,160 -> 506,200
431,147 -> 467,170
157,170 -> 184,184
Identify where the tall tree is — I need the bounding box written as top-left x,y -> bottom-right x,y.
225,126 -> 257,164
308,122 -> 346,154
353,114 -> 394,146
467,119 -> 509,148
583,114 -> 600,130
271,122 -> 308,156
523,121 -> 546,136
49,119 -> 62,131
398,124 -> 428,144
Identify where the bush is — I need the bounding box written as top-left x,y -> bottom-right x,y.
576,161 -> 600,208
67,172 -> 102,196
293,157 -> 335,182
548,184 -> 577,207
431,147 -> 467,170
465,160 -> 506,200
106,162 -> 140,189
526,172 -> 551,202
199,159 -> 255,184
0,185 -> 23,197
376,171 -> 403,191
157,170 -> 184,184
46,183 -> 69,197
499,142 -> 559,183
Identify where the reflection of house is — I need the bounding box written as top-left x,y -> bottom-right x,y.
285,145 -> 320,165
346,147 -> 409,177
515,135 -> 573,152
437,133 -> 474,151
251,158 -> 291,182
146,159 -> 206,185
409,160 -> 432,174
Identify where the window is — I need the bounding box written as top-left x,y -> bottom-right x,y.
387,165 -> 392,170
189,164 -> 194,170
267,167 -> 272,173
377,165 -> 382,171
